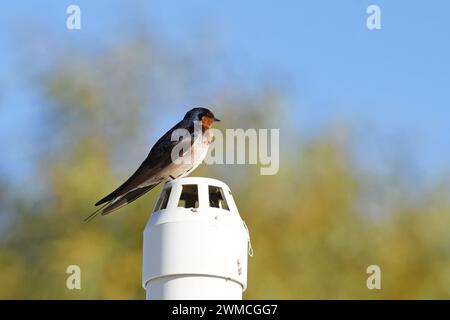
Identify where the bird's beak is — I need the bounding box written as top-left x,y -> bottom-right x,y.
214,117 -> 221,122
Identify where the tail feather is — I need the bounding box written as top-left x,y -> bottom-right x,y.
85,183 -> 159,222
84,202 -> 109,223
101,184 -> 157,216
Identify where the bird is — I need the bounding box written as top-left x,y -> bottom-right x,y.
84,107 -> 220,222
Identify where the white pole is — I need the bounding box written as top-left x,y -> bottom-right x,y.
142,177 -> 251,300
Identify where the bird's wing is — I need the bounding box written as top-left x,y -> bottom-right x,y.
94,120 -> 196,206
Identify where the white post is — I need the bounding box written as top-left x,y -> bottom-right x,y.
142,177 -> 251,300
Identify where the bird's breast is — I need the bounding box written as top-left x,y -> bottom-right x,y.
206,128 -> 214,144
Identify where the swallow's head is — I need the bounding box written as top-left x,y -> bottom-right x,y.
184,107 -> 220,128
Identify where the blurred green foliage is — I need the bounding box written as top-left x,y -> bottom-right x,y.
0,32 -> 449,300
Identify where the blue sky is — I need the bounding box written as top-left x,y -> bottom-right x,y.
1,0 -> 449,185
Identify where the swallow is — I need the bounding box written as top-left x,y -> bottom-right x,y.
84,107 -> 220,222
